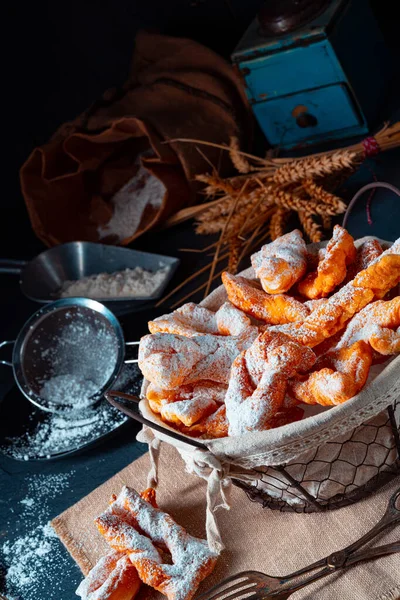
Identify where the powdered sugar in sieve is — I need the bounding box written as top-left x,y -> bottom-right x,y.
19,302 -> 122,413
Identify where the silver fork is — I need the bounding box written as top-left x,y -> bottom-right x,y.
197,487 -> 400,600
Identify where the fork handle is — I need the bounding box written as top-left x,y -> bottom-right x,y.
269,542 -> 400,598
284,488 -> 400,578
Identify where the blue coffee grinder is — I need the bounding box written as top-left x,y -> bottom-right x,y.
232,0 -> 391,149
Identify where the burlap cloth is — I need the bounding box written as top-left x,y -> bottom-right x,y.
20,31 -> 252,247
52,444 -> 400,600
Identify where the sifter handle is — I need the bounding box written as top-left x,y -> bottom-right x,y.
105,390 -> 207,450
0,340 -> 15,367
0,259 -> 27,275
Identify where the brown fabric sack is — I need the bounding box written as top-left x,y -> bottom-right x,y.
20,31 -> 252,247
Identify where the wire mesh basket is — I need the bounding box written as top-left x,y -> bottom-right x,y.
233,399 -> 400,512
111,235 -> 400,523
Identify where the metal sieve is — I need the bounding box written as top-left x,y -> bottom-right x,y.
0,298 -> 138,414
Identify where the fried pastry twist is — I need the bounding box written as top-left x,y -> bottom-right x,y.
335,297 -> 400,355
270,240 -> 400,348
76,551 -> 141,600
139,331 -> 256,389
149,303 -> 219,336
251,229 -> 307,294
185,404 -> 229,438
95,486 -> 218,600
222,272 -> 309,325
149,302 -> 255,338
225,331 -> 316,435
298,225 -> 356,299
344,238 -> 383,284
77,489 -> 158,600
290,341 -> 373,406
147,381 -> 226,428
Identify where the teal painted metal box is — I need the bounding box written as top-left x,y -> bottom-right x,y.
232,0 -> 391,149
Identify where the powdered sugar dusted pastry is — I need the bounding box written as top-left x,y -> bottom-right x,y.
146,381 -> 226,414
222,272 -> 309,324
95,486 -> 218,600
146,381 -> 227,428
269,243 -> 400,348
335,297 -> 400,355
149,303 -> 219,337
76,551 -> 141,600
344,238 -> 383,284
298,225 -> 356,299
186,405 -> 229,438
251,230 -> 307,294
215,301 -> 255,336
139,332 -> 257,389
77,489 -> 158,600
149,301 -> 256,339
290,341 -> 373,406
225,331 -> 316,435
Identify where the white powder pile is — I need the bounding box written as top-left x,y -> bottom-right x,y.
2,403 -> 126,460
30,313 -> 118,410
40,374 -> 99,407
60,265 -> 169,299
98,151 -> 165,242
1,472 -> 74,599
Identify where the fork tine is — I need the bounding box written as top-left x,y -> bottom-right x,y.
213,582 -> 260,600
196,573 -> 258,600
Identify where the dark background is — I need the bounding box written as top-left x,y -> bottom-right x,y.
5,0 -> 399,260
1,2 -> 400,599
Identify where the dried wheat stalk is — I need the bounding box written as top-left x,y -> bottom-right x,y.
228,236 -> 242,273
229,136 -> 253,174
269,207 -> 290,241
157,123 -> 399,307
273,150 -> 358,184
302,178 -> 347,212
298,211 -> 323,243
321,214 -> 332,231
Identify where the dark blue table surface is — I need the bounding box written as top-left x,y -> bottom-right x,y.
0,148 -> 399,600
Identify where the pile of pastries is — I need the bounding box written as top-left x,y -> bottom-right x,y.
77,486 -> 217,600
139,227 -> 400,438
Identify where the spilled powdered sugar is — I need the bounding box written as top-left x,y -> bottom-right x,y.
60,266 -> 169,300
0,472 -> 74,599
98,151 -> 165,242
3,403 -> 126,460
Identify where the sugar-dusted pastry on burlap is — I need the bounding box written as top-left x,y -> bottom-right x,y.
76,489 -> 158,600
251,229 -> 308,294
298,225 -> 356,299
225,331 -> 316,436
93,486 -> 218,600
76,550 -> 141,600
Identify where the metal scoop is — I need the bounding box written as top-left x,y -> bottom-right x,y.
0,241 -> 179,314
0,298 -> 138,413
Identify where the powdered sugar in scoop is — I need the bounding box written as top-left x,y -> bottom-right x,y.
60,265 -> 169,299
